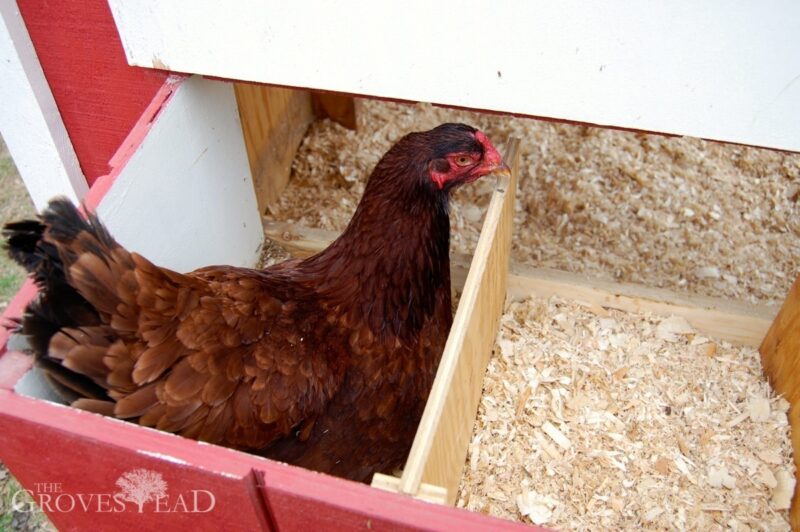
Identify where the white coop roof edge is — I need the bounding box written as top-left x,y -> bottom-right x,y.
107,1 -> 800,152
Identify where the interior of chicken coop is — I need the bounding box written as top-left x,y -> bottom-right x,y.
0,2 -> 798,531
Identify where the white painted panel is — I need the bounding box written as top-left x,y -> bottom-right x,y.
107,1 -> 800,151
96,76 -> 263,273
0,1 -> 87,210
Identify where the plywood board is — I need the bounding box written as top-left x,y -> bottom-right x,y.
759,275 -> 800,528
107,2 -> 800,151
507,264 -> 776,348
234,83 -> 314,211
95,76 -> 263,272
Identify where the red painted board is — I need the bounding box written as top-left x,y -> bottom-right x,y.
256,464 -> 543,531
0,390 -> 540,531
17,0 -> 168,185
0,390 -> 272,531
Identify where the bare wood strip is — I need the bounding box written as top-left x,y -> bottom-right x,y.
262,221 -> 331,257
508,263 -> 776,348
311,92 -> 359,130
263,223 -> 776,348
759,275 -> 800,528
234,83 -> 314,212
370,473 -> 447,505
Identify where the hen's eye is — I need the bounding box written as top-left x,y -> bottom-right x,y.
455,156 -> 473,167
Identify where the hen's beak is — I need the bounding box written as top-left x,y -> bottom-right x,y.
489,161 -> 512,178
466,160 -> 511,185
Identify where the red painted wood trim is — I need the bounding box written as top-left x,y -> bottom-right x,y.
0,390 -> 538,530
17,0 -> 169,185
0,391 -> 272,531
83,75 -> 186,210
256,465 -> 540,531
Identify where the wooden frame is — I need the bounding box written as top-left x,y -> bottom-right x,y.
7,2 -> 795,527
3,4 -> 798,519
760,275 -> 800,528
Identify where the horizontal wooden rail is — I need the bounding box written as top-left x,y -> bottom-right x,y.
263,234 -> 776,350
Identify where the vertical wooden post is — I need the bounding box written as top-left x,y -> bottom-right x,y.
234,84 -> 314,213
311,92 -> 359,130
759,274 -> 800,528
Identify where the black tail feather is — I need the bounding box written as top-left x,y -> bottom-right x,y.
3,197 -> 108,400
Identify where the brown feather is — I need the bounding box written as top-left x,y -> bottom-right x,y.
138,403 -> 166,427
132,338 -> 184,384
114,382 -> 158,418
62,345 -> 109,383
163,358 -> 205,402
201,373 -> 238,406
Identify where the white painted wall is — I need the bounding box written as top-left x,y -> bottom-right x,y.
107,1 -> 800,152
0,1 -> 87,209
96,76 -> 263,272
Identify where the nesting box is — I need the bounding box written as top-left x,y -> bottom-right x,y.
1,2 -> 799,530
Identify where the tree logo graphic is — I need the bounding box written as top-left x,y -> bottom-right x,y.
115,469 -> 168,512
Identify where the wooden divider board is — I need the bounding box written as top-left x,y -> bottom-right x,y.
507,263 -> 776,348
759,275 -> 800,529
392,139 -> 519,503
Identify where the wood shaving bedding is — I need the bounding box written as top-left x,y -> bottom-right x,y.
267,99 -> 799,306
270,99 -> 797,528
456,297 -> 794,530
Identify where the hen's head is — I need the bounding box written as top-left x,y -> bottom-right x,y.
370,123 -> 510,196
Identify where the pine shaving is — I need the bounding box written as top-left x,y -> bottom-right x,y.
456,297 -> 794,530
271,99 -> 799,305
274,99 -> 799,529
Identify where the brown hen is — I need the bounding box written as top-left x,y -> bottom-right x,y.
3,123 -> 509,482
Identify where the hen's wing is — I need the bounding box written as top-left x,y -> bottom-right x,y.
9,199 -> 346,449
